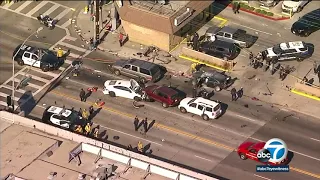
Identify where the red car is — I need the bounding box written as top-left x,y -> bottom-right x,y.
143,85 -> 186,108
237,141 -> 287,165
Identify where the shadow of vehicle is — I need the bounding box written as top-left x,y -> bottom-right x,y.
285,151 -> 294,165
157,65 -> 168,82
18,90 -> 36,116
305,43 -> 314,58
211,0 -> 232,17
218,102 -> 229,117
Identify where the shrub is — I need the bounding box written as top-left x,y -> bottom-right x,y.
255,9 -> 261,13
249,7 -> 255,11
260,10 -> 268,15
266,12 -> 274,16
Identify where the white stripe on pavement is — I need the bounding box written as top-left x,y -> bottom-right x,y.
13,78 -> 42,89
0,101 -> 8,107
25,1 -> 47,16
2,1 -> 14,9
61,19 -> 71,28
29,68 -> 59,78
0,92 -> 22,102
53,8 -> 70,20
15,1 -> 33,13
58,41 -> 87,52
17,72 -> 50,84
0,84 -> 26,94
42,4 -> 60,16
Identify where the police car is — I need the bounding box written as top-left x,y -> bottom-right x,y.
261,41 -> 312,62
42,106 -> 83,130
13,44 -> 64,72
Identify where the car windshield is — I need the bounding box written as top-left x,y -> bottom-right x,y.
170,93 -> 180,100
213,104 -> 221,111
150,66 -> 159,76
187,98 -> 196,104
272,44 -> 283,54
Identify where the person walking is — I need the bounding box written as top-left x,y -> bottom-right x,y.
236,2 -> 240,14
186,33 -> 191,47
192,33 -> 199,51
80,89 -> 85,101
119,33 -> 124,47
143,117 -> 148,134
57,47 -> 64,59
231,88 -> 237,101
93,125 -> 100,138
89,106 -> 94,115
137,141 -> 143,153
313,61 -> 319,74
84,123 -> 91,136
237,87 -> 243,99
134,116 -> 139,131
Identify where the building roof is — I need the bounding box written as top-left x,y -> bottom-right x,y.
117,1 -> 213,34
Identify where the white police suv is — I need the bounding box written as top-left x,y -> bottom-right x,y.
102,79 -> 143,101
13,44 -> 64,72
262,41 -> 311,62
42,106 -> 83,130
178,97 -> 222,120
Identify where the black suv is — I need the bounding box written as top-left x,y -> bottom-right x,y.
192,66 -> 232,92
199,40 -> 240,60
291,8 -> 320,37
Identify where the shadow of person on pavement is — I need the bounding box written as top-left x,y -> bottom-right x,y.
146,120 -> 156,132
143,143 -> 151,154
89,107 -> 102,121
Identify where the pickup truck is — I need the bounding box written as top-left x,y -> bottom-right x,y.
205,26 -> 257,48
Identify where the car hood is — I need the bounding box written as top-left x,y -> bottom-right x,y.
179,97 -> 193,106
143,85 -> 158,92
292,21 -> 307,31
267,47 -> 277,56
238,141 -> 255,150
283,1 -> 300,8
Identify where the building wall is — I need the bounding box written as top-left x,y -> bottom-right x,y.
121,20 -> 170,51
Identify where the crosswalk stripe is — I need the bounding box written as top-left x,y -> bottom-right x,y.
17,72 -> 50,84
42,4 -> 60,16
0,92 -> 21,102
58,41 -> 87,52
2,1 -> 14,9
68,52 -> 82,58
15,1 -> 33,13
25,1 -> 48,17
29,68 -> 59,78
61,19 -> 71,28
13,78 -> 42,89
0,101 -> 7,107
54,8 -> 70,20
1,84 -> 26,94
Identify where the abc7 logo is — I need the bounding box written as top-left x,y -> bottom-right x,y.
257,149 -> 271,163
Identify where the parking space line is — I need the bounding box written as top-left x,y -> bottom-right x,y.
230,22 -> 273,36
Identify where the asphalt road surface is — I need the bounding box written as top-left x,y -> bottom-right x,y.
23,64 -> 320,180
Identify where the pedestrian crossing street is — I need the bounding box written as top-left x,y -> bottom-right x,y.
0,1 -> 75,29
0,34 -> 91,111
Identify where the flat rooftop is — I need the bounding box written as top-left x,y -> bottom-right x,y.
0,119 -> 169,180
130,0 -> 189,16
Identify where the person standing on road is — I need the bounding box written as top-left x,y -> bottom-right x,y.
143,117 -> 148,134
313,61 -> 319,74
231,88 -> 237,101
82,109 -> 90,120
236,3 -> 240,14
93,125 -> 100,138
134,116 -> 139,131
119,33 -> 124,47
57,47 -> 64,59
237,87 -> 243,99
80,89 -> 85,101
137,141 -> 143,153
186,33 -> 191,47
84,123 -> 91,136
89,106 -> 94,115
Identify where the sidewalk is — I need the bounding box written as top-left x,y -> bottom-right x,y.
74,4 -> 319,119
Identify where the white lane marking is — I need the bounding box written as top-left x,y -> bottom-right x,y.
25,1 -> 47,17
2,1 -> 14,9
227,111 -> 265,126
239,54 -> 246,57
65,78 -> 96,88
53,8 -> 70,20
310,138 -> 320,142
15,1 -> 33,13
42,4 -> 60,16
58,41 -> 87,52
230,22 -> 273,35
194,155 -> 213,162
33,104 -> 162,146
254,174 -> 272,180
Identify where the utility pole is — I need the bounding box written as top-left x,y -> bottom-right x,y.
94,0 -> 100,46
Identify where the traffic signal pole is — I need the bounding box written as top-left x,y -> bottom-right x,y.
94,0 -> 100,46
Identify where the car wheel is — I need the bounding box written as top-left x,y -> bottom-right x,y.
297,58 -> 303,62
239,153 -> 247,160
215,86 -> 221,92
297,6 -> 302,12
41,66 -> 49,72
114,70 -> 121,76
134,96 -> 142,101
180,107 -> 187,113
139,77 -> 147,84
146,96 -> 154,102
304,31 -> 310,37
109,91 -> 116,97
17,59 -> 24,66
162,102 -> 169,108
223,56 -> 228,61
202,114 -> 209,121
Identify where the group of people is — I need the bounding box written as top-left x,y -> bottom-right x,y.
186,32 -> 200,51
74,106 -> 100,138
231,87 -> 244,101
79,87 -> 98,102
74,122 -> 100,138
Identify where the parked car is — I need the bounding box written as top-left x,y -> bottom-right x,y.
178,97 -> 222,120
282,0 -> 309,14
13,44 -> 64,72
192,66 -> 232,92
291,8 -> 320,37
199,40 -> 240,60
259,0 -> 279,7
112,59 -> 162,83
237,141 -> 288,165
143,85 -> 186,108
102,79 -> 143,101
261,41 -> 312,62
42,105 -> 83,130
205,26 -> 257,48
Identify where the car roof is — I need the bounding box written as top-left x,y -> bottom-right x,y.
128,59 -> 158,70
201,40 -> 235,49
279,41 -> 305,50
47,106 -> 72,117
301,8 -> 320,20
105,80 -> 131,87
194,97 -> 219,107
157,86 -> 179,96
252,142 -> 266,149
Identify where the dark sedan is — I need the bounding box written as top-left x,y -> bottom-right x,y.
291,8 -> 320,37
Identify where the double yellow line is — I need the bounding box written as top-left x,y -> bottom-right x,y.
51,90 -> 320,179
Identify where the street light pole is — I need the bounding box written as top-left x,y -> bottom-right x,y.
11,27 -> 43,112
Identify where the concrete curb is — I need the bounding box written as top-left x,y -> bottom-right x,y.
227,4 -> 290,21
179,55 -> 229,72
291,89 -> 320,101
